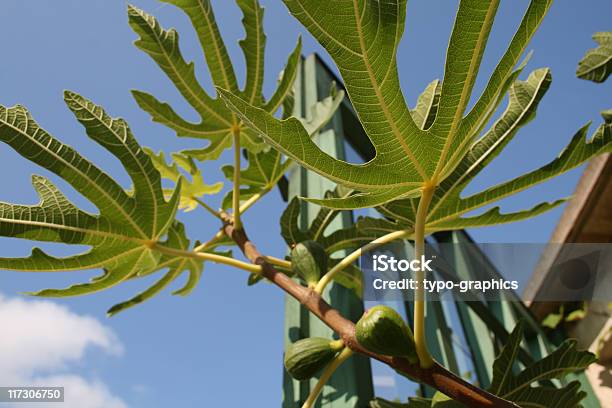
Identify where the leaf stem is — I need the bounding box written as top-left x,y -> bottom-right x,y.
263,255 -> 291,270
302,347 -> 353,408
238,158 -> 294,213
414,185 -> 435,368
193,158 -> 293,253
152,243 -> 261,274
232,125 -> 243,231
314,229 -> 411,294
239,189 -> 267,213
193,230 -> 226,252
193,197 -> 223,221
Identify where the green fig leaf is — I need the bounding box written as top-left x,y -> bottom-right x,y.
280,192 -> 379,255
146,148 -> 223,212
219,0 -> 554,208
221,148 -> 291,210
488,321 -> 596,407
128,1 -> 302,159
0,93 -> 215,306
220,87 -> 344,210
107,221 -> 203,315
367,69 -> 611,236
218,1 -> 610,237
576,31 -> 612,83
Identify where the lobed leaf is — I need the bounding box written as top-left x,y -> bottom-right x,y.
146,148 -> 223,212
107,221 -> 203,315
487,321 -> 596,407
368,68 -> 611,235
489,321 -> 525,395
236,0 -> 266,104
128,5 -> 231,129
161,0 -> 239,93
451,0 -> 552,180
219,0 -> 609,240
433,66 -> 549,210
281,188 -> 370,253
129,1 -> 302,159
0,93 -> 213,307
221,148 -> 290,210
221,88 -> 344,209
502,339 -> 596,400
576,32 -> 612,83
427,115 -> 612,230
220,0 -> 555,210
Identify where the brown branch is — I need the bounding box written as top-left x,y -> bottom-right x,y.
223,219 -> 517,408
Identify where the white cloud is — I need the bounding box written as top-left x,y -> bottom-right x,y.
0,294 -> 127,408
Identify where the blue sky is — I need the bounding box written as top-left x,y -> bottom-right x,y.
0,0 -> 610,406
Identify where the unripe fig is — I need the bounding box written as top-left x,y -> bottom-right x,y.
290,240 -> 327,285
356,305 -> 418,363
284,337 -> 343,380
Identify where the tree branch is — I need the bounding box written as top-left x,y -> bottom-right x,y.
222,220 -> 517,408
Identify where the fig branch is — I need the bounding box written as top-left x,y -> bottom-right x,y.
222,218 -> 518,408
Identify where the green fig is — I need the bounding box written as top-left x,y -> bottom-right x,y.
356,305 -> 418,363
284,337 -> 343,380
290,240 -> 328,285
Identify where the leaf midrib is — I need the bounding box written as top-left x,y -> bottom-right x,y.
137,95 -> 228,136
245,0 -> 263,104
578,45 -> 612,75
351,0 -> 428,181
0,215 -> 146,245
1,116 -> 147,239
433,0 -> 499,181
72,97 -> 160,237
491,335 -> 521,395
144,12 -> 232,127
198,0 -> 235,92
427,70 -> 550,220
312,190 -> 351,240
2,246 -> 144,272
501,344 -> 575,399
